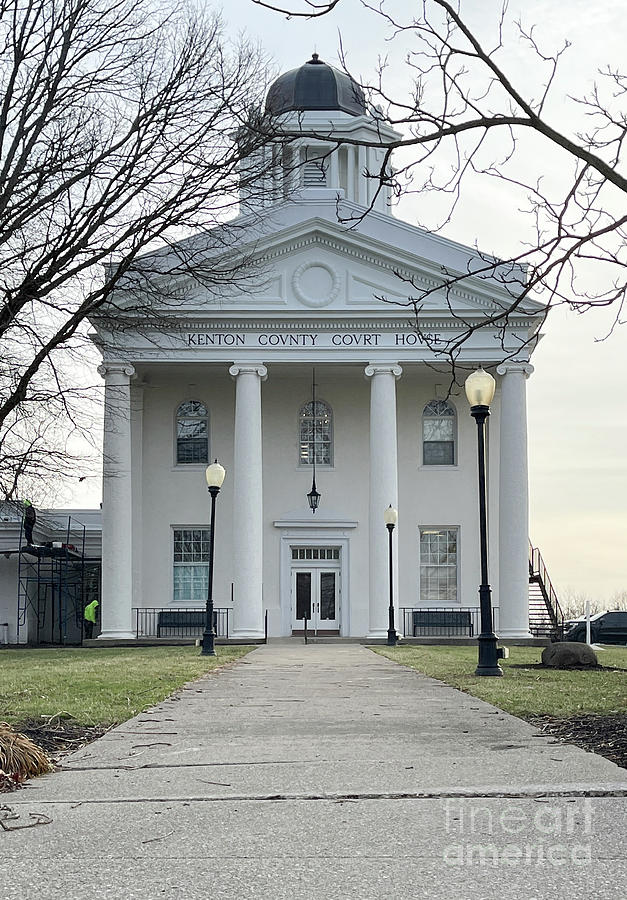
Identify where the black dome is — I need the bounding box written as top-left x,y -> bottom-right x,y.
265,54 -> 366,117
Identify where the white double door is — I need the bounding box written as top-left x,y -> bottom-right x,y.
291,565 -> 340,633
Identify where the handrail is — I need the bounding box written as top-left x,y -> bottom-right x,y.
133,607 -> 231,639
399,606 -> 500,637
528,541 -> 564,627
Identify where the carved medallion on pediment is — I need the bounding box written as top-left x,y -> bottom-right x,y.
292,261 -> 341,308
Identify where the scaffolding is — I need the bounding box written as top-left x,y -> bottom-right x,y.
17,514 -> 88,645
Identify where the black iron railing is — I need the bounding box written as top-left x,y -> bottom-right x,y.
133,607 -> 230,639
528,541 -> 564,633
400,606 -> 500,637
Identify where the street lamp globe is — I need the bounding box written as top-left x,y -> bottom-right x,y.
384,505 -> 398,527
465,367 -> 496,408
205,460 -> 226,489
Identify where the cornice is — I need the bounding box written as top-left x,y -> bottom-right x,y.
101,313 -> 536,333
273,517 -> 359,529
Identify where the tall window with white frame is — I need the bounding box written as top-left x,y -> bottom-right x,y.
176,400 -> 209,464
299,400 -> 333,466
173,529 -> 211,604
419,528 -> 458,605
422,400 -> 456,465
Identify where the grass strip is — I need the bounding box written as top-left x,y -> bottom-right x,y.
374,645 -> 627,717
0,646 -> 252,728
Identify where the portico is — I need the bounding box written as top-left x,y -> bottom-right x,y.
94,348 -> 535,642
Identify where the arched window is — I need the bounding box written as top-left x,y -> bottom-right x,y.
422,400 -> 456,466
176,400 -> 208,464
299,400 -> 333,466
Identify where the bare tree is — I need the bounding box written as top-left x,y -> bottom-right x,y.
252,0 -> 626,365
558,588 -> 600,620
609,590 -> 627,612
0,0 -> 281,499
559,587 -> 627,618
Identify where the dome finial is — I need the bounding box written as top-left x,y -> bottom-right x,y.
308,52 -> 322,64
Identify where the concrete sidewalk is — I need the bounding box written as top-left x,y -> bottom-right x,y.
2,643 -> 626,899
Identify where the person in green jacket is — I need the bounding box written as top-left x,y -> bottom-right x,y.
84,599 -> 99,639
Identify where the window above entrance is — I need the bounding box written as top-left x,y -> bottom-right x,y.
291,546 -> 340,561
299,399 -> 333,466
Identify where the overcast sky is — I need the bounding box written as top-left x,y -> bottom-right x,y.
70,0 -> 627,603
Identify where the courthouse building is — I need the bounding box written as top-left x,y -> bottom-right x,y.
1,55 -> 542,644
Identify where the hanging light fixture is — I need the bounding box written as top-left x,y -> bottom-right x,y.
307,475 -> 321,513
307,367 -> 321,513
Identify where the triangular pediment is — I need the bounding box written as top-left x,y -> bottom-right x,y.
175,215 -> 537,320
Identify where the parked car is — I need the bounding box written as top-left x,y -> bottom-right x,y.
563,611 -> 627,644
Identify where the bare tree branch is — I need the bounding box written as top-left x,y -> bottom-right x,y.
0,0 -> 285,498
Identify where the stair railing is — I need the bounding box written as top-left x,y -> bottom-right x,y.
529,540 -> 564,631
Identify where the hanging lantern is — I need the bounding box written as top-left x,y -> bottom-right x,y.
307,475 -> 321,512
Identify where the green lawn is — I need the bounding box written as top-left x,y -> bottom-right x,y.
374,645 -> 627,717
0,646 -> 252,728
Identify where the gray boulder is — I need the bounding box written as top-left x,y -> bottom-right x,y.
541,642 -> 599,668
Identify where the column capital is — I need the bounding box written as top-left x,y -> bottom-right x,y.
364,363 -> 402,379
97,362 -> 135,380
496,361 -> 534,378
229,364 -> 268,381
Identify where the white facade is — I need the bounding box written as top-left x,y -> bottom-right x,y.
11,58 -> 533,645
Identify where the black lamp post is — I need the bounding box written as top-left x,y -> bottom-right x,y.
465,368 -> 503,677
384,504 -> 398,646
201,459 -> 226,656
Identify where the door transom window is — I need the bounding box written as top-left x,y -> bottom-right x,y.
291,546 -> 340,561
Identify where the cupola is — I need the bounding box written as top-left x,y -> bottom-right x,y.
240,54 -> 400,214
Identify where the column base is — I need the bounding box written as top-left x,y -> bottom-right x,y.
97,631 -> 136,641
231,629 -> 265,640
366,629 -> 389,640
498,628 -> 533,640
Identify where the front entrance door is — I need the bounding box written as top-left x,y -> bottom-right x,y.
291,568 -> 340,634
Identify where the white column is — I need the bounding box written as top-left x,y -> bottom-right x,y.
229,364 -> 267,639
347,145 -> 355,202
328,144 -> 339,190
496,362 -> 534,638
357,145 -> 367,205
365,147 -> 374,206
97,363 -> 135,640
365,364 -> 402,638
130,382 -> 144,613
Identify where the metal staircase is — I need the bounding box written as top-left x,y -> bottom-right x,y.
528,541 -> 564,638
